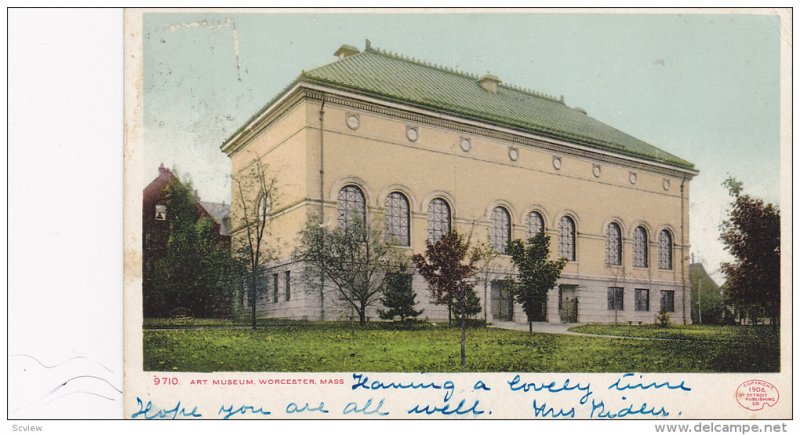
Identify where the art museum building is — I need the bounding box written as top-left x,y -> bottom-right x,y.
221,42 -> 698,325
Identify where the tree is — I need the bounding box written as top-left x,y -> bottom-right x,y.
150,177 -> 233,318
232,160 -> 279,330
378,264 -> 423,322
719,177 -> 780,326
471,241 -> 501,322
192,215 -> 239,318
450,286 -> 482,321
506,233 -> 567,334
295,215 -> 399,325
412,232 -> 477,370
689,262 -> 726,324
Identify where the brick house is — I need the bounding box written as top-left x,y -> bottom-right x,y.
142,163 -> 231,317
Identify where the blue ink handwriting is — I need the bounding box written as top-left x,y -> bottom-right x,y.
473,380 -> 491,391
286,401 -> 329,414
218,404 -> 272,419
608,373 -> 691,392
130,397 -> 202,419
407,399 -> 485,416
343,398 -> 389,416
590,398 -> 670,419
507,375 -> 593,404
352,373 -> 456,402
532,399 -> 575,418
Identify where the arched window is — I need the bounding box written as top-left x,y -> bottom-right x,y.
605,222 -> 622,266
385,192 -> 410,246
633,226 -> 648,267
337,185 -> 365,228
427,198 -> 451,242
489,206 -> 511,253
558,216 -> 576,261
659,230 -> 673,270
526,211 -> 545,238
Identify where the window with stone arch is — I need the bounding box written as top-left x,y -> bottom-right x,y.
337,185 -> 366,228
526,211 -> 545,239
558,215 -> 576,261
384,191 -> 410,246
605,222 -> 622,266
659,229 -> 673,270
633,226 -> 649,267
427,198 -> 451,242
489,206 -> 511,253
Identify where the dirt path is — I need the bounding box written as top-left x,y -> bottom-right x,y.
489,321 -> 690,342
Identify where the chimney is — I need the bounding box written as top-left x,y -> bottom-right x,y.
158,163 -> 167,174
334,44 -> 360,59
477,74 -> 500,94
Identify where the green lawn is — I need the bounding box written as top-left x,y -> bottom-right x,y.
569,324 -> 779,343
143,317 -> 240,328
143,321 -> 779,372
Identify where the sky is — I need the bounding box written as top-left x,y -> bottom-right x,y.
142,10 -> 783,284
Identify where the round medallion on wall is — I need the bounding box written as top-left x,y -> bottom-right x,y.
459,138 -> 472,152
406,126 -> 419,142
346,114 -> 360,130
509,147 -> 519,161
663,178 -> 671,191
592,164 -> 601,178
552,156 -> 562,170
629,172 -> 638,185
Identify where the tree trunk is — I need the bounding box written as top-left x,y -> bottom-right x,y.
448,301 -> 452,325
359,303 -> 367,325
460,295 -> 466,370
483,279 -> 488,322
529,320 -> 532,335
251,273 -> 257,330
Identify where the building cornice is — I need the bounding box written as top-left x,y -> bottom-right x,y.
222,81 -> 699,179
221,83 -> 308,156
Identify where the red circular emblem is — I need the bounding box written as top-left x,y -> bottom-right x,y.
736,380 -> 780,411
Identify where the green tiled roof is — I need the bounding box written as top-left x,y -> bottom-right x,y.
300,44 -> 694,170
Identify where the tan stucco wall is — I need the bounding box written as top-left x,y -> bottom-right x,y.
228,102 -> 312,259
315,103 -> 689,277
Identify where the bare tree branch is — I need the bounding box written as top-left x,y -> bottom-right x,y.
231,159 -> 279,330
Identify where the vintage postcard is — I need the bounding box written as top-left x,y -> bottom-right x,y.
123,8 -> 792,420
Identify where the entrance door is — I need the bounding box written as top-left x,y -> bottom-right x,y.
491,280 -> 513,321
559,285 -> 578,323
530,297 -> 547,322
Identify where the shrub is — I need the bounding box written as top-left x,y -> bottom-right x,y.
463,318 -> 487,328
378,268 -> 423,322
656,310 -> 671,328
